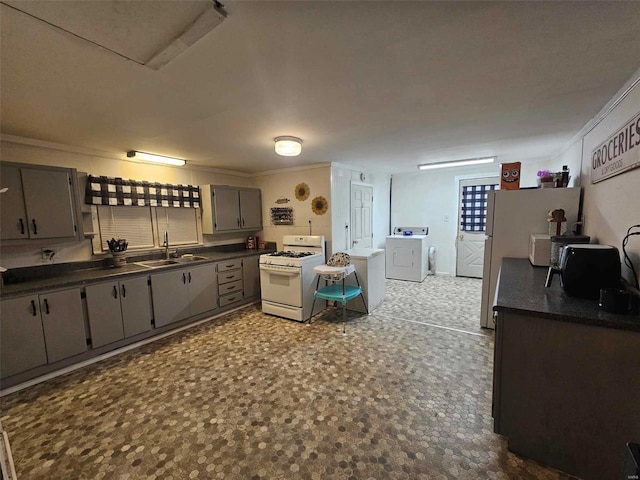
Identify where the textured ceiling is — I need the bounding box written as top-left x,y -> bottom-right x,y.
1,1 -> 639,173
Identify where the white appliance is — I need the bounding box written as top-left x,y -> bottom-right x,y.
260,235 -> 325,322
344,248 -> 386,313
480,187 -> 581,328
385,227 -> 429,282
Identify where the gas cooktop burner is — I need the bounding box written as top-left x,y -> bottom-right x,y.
270,251 -> 317,258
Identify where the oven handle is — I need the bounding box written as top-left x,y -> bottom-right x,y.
259,265 -> 300,277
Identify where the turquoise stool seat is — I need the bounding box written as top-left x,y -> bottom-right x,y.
309,263 -> 368,333
314,284 -> 363,303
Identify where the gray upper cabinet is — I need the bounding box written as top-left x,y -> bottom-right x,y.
1,295 -> 49,378
239,189 -> 262,230
0,163 -> 79,240
201,185 -> 262,234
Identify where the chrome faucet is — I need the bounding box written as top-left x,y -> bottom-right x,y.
163,231 -> 169,259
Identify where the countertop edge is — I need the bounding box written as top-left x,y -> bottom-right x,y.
1,249 -> 270,299
494,258 -> 640,333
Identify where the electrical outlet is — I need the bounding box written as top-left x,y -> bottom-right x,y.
443,215 -> 449,223
41,248 -> 56,261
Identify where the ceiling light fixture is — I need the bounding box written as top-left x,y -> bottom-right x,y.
274,136 -> 303,157
418,156 -> 496,171
126,150 -> 186,166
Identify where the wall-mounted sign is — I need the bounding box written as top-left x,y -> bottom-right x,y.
591,111 -> 640,183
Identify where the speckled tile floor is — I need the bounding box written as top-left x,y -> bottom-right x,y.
1,276 -> 574,479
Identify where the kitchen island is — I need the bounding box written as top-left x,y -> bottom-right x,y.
492,258 -> 640,480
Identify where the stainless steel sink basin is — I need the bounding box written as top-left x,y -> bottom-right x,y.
176,256 -> 207,262
137,259 -> 180,268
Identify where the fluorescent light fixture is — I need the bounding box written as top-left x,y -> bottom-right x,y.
126,150 -> 186,166
418,156 -> 496,171
274,136 -> 303,157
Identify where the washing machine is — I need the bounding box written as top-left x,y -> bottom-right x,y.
385,227 -> 429,282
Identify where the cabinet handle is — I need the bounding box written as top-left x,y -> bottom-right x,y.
113,285 -> 118,298
237,217 -> 240,227
32,219 -> 38,235
227,285 -> 234,290
183,273 -> 186,284
43,298 -> 50,314
242,217 -> 245,226
30,299 -> 37,316
226,275 -> 233,279
121,284 -> 126,298
19,218 -> 25,235
188,272 -> 192,283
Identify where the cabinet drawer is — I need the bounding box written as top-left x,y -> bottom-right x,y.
217,260 -> 242,272
218,279 -> 242,296
219,292 -> 242,307
218,270 -> 242,284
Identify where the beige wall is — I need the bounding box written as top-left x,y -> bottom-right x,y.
552,78 -> 640,286
0,139 -> 256,268
253,164 -> 332,252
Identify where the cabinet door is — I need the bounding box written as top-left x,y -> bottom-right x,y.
187,264 -> 218,317
242,256 -> 260,299
212,187 -> 241,231
85,282 -> 125,348
21,167 -> 77,239
1,296 -> 48,378
120,276 -> 153,338
151,269 -> 190,328
0,165 -> 29,240
239,189 -> 262,230
40,289 -> 87,363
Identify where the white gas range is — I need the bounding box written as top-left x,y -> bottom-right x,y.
260,235 -> 325,322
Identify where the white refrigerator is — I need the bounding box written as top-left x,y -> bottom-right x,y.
480,187 -> 582,328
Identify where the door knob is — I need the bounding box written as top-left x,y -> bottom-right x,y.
459,234 -> 464,240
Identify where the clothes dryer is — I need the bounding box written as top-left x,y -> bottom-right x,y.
385,227 -> 429,282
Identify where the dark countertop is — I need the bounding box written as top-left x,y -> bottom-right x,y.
494,258 -> 640,332
1,248 -> 272,299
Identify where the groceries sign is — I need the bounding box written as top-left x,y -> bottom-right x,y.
591,110 -> 640,183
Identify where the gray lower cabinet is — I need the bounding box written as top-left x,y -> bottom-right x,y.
1,289 -> 86,378
217,259 -> 243,307
86,276 -> 152,348
151,265 -> 217,328
1,295 -> 48,378
187,264 -> 218,317
39,288 -> 87,363
242,255 -> 260,300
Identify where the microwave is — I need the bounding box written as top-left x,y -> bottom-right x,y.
529,233 -> 551,266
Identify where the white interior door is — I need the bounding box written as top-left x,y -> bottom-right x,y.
456,177 -> 499,278
350,183 -> 373,249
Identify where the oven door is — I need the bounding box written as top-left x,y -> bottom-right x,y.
259,264 -> 303,307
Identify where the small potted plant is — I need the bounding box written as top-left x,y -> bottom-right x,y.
537,170 -> 555,188
107,238 -> 128,267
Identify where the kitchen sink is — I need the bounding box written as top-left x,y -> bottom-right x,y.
136,259 -> 180,268
176,256 -> 207,262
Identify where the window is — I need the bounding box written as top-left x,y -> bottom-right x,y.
460,184 -> 498,232
155,207 -> 198,246
96,205 -> 199,252
97,206 -> 155,250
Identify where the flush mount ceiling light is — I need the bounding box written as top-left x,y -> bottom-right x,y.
126,150 -> 186,166
274,136 -> 303,157
418,156 -> 496,171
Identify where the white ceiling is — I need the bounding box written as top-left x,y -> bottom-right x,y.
1,1 -> 639,174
